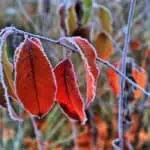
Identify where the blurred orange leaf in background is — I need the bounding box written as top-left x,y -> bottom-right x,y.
94,32 -> 114,61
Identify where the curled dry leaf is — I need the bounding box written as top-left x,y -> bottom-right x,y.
54,58 -> 87,124
74,37 -> 100,106
94,32 -> 114,60
0,45 -> 17,107
14,38 -> 57,118
2,44 -> 16,100
0,44 -> 25,121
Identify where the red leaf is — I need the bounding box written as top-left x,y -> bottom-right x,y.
54,59 -> 86,124
74,37 -> 99,80
73,37 -> 100,106
14,38 -> 56,118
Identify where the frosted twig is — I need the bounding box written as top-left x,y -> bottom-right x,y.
86,107 -> 98,150
0,26 -> 150,100
118,0 -> 136,149
31,117 -> 43,150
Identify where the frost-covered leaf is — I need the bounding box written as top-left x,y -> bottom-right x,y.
54,58 -> 87,124
14,38 -> 57,118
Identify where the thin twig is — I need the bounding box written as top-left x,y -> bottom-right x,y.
118,0 -> 136,149
86,107 -> 98,150
71,121 -> 79,150
31,117 -> 43,150
12,27 -> 78,53
47,117 -> 66,140
0,26 -> 150,97
13,122 -> 24,150
50,134 -> 74,148
115,1 -> 144,42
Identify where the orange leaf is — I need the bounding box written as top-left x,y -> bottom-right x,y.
132,67 -> 148,99
14,38 -> 56,118
54,59 -> 86,124
73,37 -> 100,106
129,39 -> 141,51
94,32 -> 114,60
107,62 -> 120,96
107,62 -> 147,99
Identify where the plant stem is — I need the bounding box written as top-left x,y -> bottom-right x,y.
86,107 -> 98,150
31,117 -> 43,150
71,121 -> 79,150
118,0 -> 136,149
